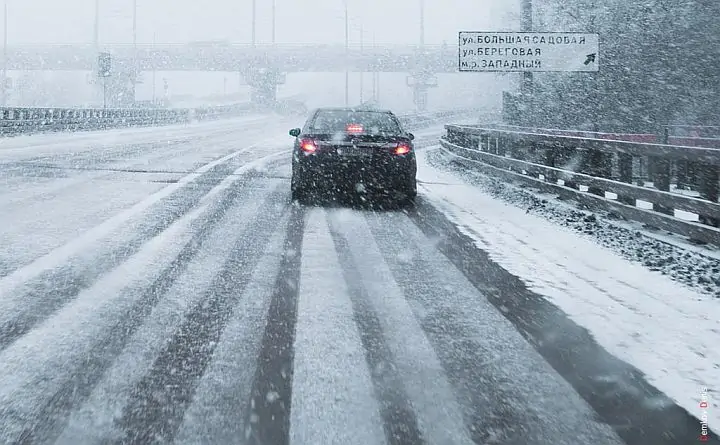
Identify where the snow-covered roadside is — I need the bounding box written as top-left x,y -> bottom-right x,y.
417,147 -> 719,429
0,114 -> 278,160
423,146 -> 720,299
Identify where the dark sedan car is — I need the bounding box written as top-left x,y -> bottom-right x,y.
289,107 -> 417,204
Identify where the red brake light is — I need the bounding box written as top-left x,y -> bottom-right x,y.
300,138 -> 317,153
346,123 -> 363,134
394,143 -> 412,155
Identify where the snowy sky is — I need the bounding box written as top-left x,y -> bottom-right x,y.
5,0 -> 519,45
4,0 -> 519,110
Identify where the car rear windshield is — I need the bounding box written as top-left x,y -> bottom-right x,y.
308,110 -> 402,134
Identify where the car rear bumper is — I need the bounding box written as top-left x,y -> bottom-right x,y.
293,153 -> 416,187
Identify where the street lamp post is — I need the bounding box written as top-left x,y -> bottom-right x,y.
521,0 -> 532,93
251,0 -> 257,47
92,0 -> 107,108
132,0 -> 137,104
94,0 -> 100,50
271,0 -> 276,45
344,0 -> 349,106
521,0 -> 533,124
152,32 -> 156,104
2,0 -> 8,107
132,0 -> 137,52
371,32 -> 377,103
419,0 -> 425,48
359,24 -> 363,103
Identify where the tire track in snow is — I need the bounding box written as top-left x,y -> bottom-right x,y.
0,121 -> 272,212
112,189 -> 291,445
366,209 -> 623,445
11,176 -> 285,445
287,208 -> 388,445
406,196 -> 718,445
327,212 -> 426,445
171,216 -> 289,445
244,203 -> 306,445
0,133 -> 216,205
0,148 -> 271,352
0,186 -> 228,444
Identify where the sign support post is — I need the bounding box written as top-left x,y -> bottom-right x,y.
97,52 -> 112,109
2,0 -> 8,107
521,0 -> 533,124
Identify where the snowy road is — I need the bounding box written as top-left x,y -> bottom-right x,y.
0,117 -> 715,445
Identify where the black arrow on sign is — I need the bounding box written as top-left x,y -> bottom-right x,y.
584,53 -> 596,65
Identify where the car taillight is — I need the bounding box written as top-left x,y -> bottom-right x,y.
394,143 -> 412,155
300,138 -> 317,153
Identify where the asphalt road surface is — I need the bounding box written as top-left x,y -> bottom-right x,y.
0,116 -> 713,445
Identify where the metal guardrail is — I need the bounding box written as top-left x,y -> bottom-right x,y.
441,124 -> 720,247
0,103 -> 471,139
398,109 -> 476,128
191,103 -> 256,121
487,123 -> 720,149
0,103 -> 256,137
667,125 -> 720,139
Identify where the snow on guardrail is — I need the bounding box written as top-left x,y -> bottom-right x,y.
442,124 -> 720,247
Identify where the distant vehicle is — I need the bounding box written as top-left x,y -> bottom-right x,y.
289,107 -> 417,205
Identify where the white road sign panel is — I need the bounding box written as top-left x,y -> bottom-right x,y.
98,52 -> 112,78
458,32 -> 600,72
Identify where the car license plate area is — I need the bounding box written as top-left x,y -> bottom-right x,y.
337,146 -> 372,158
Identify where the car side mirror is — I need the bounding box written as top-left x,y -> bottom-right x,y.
289,128 -> 301,137
407,132 -> 415,140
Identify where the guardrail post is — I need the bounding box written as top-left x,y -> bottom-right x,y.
495,136 -> 505,156
618,153 -> 633,183
651,128 -> 674,215
673,125 -> 691,190
579,148 -> 611,197
509,137 -> 526,161
687,161 -> 701,190
592,150 -> 608,196
541,141 -> 558,183
479,134 -> 487,152
653,158 -> 671,192
699,165 -> 719,208
650,157 -> 673,215
676,159 -> 688,189
617,153 -> 635,205
447,127 -> 472,148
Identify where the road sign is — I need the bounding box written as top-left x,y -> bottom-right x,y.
406,74 -> 438,87
98,52 -> 112,77
458,32 -> 599,72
